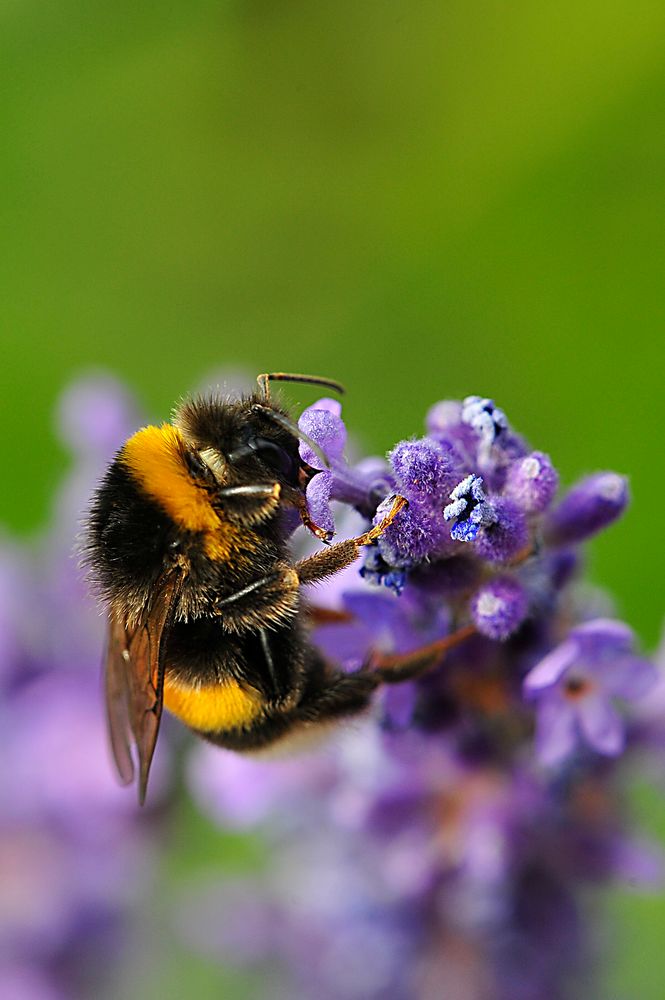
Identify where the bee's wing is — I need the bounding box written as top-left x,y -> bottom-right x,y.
104,572 -> 183,805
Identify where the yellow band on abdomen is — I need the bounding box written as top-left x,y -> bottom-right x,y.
163,674 -> 264,732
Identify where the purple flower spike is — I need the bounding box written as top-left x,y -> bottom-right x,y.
443,475 -> 497,543
545,472 -> 629,546
524,619 -> 658,766
471,577 -> 528,640
474,496 -> 529,563
504,451 -> 559,513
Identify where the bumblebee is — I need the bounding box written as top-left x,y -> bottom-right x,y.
86,372 -> 431,803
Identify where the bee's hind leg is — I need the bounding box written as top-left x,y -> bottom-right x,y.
366,625 -> 476,684
289,624 -> 475,730
289,654 -> 381,727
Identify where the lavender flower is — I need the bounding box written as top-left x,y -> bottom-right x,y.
524,619 -> 657,766
175,387 -> 662,1000
298,398 -> 347,536
298,399 -> 393,533
362,438 -> 457,591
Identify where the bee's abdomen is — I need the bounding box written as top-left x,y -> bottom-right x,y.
163,674 -> 265,732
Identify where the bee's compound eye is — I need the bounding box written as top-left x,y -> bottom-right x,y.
253,438 -> 297,478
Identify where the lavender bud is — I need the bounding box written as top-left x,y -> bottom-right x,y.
545,472 -> 629,546
474,497 -> 529,563
378,502 -> 448,566
389,438 -> 456,508
504,451 -> 559,513
471,577 -> 528,640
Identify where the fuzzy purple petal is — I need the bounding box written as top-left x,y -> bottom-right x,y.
305,473 -> 336,536
299,402 -> 347,468
378,504 -> 449,565
599,656 -> 658,701
577,696 -> 625,757
524,640 -> 577,693
534,695 -> 578,766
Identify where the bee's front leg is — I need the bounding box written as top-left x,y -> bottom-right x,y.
295,495 -> 407,585
216,483 -> 282,527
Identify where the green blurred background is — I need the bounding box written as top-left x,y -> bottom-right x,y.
3,1 -> 665,996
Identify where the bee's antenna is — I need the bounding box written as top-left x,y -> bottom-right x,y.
251,404 -> 331,469
256,372 -> 345,401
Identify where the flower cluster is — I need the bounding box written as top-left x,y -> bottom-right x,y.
0,376 -> 161,999
294,393 -> 648,768
180,391 -> 662,999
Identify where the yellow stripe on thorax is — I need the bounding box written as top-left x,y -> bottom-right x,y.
121,424 -> 250,561
163,675 -> 264,732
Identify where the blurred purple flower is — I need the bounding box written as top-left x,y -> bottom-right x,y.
524,619 -> 657,766
471,577 -> 528,640
0,374 -> 161,999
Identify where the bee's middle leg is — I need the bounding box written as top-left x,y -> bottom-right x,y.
213,564 -> 300,631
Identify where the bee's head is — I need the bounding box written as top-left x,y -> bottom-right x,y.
174,394 -> 321,494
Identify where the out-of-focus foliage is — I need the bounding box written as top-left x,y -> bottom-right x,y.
2,2 -> 665,997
